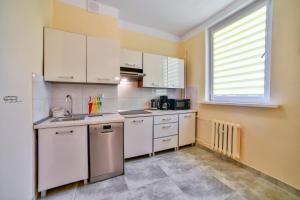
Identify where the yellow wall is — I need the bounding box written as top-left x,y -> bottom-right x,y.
182,0 -> 300,190
120,29 -> 182,58
52,0 -> 119,40
52,0 -> 182,57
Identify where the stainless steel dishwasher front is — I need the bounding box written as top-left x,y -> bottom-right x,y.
89,122 -> 124,183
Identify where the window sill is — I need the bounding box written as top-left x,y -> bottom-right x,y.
199,101 -> 280,108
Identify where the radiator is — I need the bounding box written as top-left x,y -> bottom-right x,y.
211,120 -> 241,159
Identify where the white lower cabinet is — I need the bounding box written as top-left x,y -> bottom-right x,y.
38,126 -> 88,193
153,114 -> 178,153
179,113 -> 196,146
124,117 -> 153,159
154,135 -> 178,152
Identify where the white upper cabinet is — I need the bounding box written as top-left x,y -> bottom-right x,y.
44,28 -> 87,83
167,57 -> 185,89
143,53 -> 168,88
120,49 -> 143,69
87,36 -> 120,84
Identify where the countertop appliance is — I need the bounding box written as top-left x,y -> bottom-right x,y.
168,99 -> 191,110
150,99 -> 160,110
159,95 -> 168,110
89,123 -> 124,183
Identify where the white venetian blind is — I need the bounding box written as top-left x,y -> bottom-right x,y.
212,5 -> 267,98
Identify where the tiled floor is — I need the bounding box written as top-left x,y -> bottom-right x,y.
41,146 -> 300,200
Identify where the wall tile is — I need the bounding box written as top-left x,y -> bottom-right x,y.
32,74 -> 51,122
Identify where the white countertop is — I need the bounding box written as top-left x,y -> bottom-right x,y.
120,109 -> 197,118
34,114 -> 125,129
34,109 -> 197,129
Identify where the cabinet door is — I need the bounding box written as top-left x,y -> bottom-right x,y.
44,28 -> 86,82
168,57 -> 185,89
143,53 -> 168,88
87,36 -> 120,84
38,126 -> 88,191
124,117 -> 153,158
120,49 -> 143,69
179,113 -> 196,146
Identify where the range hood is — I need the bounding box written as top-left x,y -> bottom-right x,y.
120,67 -> 146,80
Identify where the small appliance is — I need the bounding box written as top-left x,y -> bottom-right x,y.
159,95 -> 168,110
168,99 -> 191,110
150,99 -> 160,110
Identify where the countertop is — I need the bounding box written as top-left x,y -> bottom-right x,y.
34,109 -> 197,129
121,109 -> 197,118
34,114 -> 125,129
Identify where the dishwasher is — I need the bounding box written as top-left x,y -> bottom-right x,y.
89,123 -> 124,183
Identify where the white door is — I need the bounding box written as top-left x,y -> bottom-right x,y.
87,36 -> 120,84
143,53 -> 168,88
44,28 -> 86,82
124,117 -> 153,158
168,57 -> 185,89
0,1 -> 50,199
179,113 -> 196,146
120,49 -> 143,69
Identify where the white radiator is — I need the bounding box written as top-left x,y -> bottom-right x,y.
211,120 -> 241,159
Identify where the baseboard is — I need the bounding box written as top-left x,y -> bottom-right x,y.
195,142 -> 300,197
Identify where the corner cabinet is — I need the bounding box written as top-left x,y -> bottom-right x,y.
179,113 -> 196,146
142,53 -> 184,89
87,36 -> 120,84
44,28 -> 87,82
143,53 -> 168,88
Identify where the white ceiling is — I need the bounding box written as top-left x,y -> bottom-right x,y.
95,0 -> 236,37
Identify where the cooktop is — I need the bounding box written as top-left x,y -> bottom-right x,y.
119,110 -> 151,115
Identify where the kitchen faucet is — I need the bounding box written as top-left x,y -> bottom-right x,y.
65,94 -> 73,117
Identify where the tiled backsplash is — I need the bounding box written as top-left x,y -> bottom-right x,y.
32,74 -> 51,122
32,75 -> 182,122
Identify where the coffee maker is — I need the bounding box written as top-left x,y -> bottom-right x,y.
150,95 -> 169,110
150,99 -> 160,110
159,95 -> 168,110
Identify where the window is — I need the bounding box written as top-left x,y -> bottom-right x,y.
208,0 -> 272,104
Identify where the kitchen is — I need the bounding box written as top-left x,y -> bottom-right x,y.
1,0 -> 300,200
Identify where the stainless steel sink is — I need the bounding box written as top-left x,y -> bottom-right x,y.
51,115 -> 85,122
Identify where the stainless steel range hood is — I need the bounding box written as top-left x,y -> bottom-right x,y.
120,67 -> 146,80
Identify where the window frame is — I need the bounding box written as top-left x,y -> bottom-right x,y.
207,0 -> 273,104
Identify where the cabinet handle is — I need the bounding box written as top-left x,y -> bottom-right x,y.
162,125 -> 172,129
98,78 -> 111,81
184,115 -> 192,118
162,138 -> 172,142
162,118 -> 171,121
151,83 -> 158,86
56,130 -> 73,134
100,130 -> 115,134
58,76 -> 74,79
132,119 -> 144,123
125,63 -> 136,67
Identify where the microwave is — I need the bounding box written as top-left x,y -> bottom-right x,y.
168,99 -> 190,110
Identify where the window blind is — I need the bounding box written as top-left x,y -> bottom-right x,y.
212,5 -> 267,98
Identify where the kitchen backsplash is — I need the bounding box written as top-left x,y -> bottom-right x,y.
32,74 -> 51,122
33,75 -> 182,122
